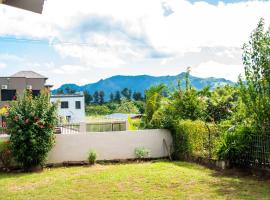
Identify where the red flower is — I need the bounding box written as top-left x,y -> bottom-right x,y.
25,119 -> 30,124
12,96 -> 17,101
34,116 -> 39,122
2,122 -> 6,127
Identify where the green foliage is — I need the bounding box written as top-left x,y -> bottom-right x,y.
0,140 -> 12,169
144,84 -> 166,125
241,18 -> 270,134
88,150 -> 97,165
205,86 -> 238,122
115,100 -> 139,114
134,147 -> 150,159
86,105 -> 111,116
172,120 -> 219,160
84,91 -> 93,105
5,90 -> 58,170
133,101 -> 145,114
216,125 -> 253,164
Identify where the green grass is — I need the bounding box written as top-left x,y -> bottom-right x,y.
0,161 -> 270,200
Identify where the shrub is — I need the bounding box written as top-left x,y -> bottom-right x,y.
115,100 -> 139,114
0,140 -> 12,169
172,120 -> 219,160
86,105 -> 111,116
88,150 -> 97,165
216,125 -> 253,165
6,90 -> 58,171
134,147 -> 150,159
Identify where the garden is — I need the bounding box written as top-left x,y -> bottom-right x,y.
0,19 -> 270,200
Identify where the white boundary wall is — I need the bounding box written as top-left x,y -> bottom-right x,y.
0,129 -> 172,164
48,129 -> 172,164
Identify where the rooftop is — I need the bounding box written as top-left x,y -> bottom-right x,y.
10,71 -> 47,79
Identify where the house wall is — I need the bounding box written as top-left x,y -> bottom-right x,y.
0,129 -> 173,164
50,95 -> 85,123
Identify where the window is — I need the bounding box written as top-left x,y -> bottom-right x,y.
32,90 -> 40,97
1,90 -> 16,101
61,101 -> 69,109
75,101 -> 81,109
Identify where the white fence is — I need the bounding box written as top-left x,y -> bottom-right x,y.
0,129 -> 173,165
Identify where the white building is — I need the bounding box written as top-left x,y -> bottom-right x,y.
50,92 -> 85,123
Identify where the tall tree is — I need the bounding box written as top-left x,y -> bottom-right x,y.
93,91 -> 99,104
114,91 -> 121,103
84,91 -> 93,105
99,91 -> 105,105
65,87 -> 76,94
133,92 -> 143,101
121,88 -> 132,100
109,93 -> 114,103
241,18 -> 270,134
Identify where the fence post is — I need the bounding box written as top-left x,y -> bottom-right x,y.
79,122 -> 86,133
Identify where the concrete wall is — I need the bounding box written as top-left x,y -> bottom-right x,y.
0,130 -> 172,164
48,129 -> 172,164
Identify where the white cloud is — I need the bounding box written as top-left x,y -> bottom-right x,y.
0,0 -> 270,83
191,60 -> 244,81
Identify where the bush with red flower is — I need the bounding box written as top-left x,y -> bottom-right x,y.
5,90 -> 58,171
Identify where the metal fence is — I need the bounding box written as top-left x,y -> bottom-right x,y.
246,135 -> 270,168
55,121 -> 127,134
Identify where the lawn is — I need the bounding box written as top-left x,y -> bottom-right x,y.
0,161 -> 270,200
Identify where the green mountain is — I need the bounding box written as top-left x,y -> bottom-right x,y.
53,73 -> 234,100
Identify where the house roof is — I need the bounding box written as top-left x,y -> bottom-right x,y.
10,71 -> 47,79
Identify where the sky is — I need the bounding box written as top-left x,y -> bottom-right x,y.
0,0 -> 270,88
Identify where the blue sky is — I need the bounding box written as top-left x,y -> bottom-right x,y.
0,0 -> 270,88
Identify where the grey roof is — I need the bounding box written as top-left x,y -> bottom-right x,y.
105,113 -> 142,120
10,71 -> 47,79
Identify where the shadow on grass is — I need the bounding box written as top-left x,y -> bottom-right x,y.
172,161 -> 270,199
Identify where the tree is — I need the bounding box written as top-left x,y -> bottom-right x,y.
121,88 -> 132,100
114,91 -> 121,103
93,91 -> 99,104
240,18 -> 270,134
84,91 -> 93,105
6,90 -> 58,171
133,92 -> 143,101
99,91 -> 105,105
109,93 -> 114,103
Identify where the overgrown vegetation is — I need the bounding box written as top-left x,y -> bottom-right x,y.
88,150 -> 97,165
141,19 -> 270,166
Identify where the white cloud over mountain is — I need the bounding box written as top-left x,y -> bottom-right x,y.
0,0 -> 270,86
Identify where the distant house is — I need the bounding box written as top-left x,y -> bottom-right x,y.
105,113 -> 142,120
50,92 -> 85,123
0,70 -> 50,125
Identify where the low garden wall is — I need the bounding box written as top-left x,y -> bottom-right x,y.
48,129 -> 172,164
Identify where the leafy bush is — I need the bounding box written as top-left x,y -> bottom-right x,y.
115,100 -> 139,114
6,90 -> 58,170
172,120 -> 219,160
88,150 -> 97,165
216,125 -> 253,165
0,140 -> 12,169
134,147 -> 150,159
86,105 -> 111,116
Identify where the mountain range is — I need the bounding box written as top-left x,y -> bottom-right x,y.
53,73 -> 234,100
